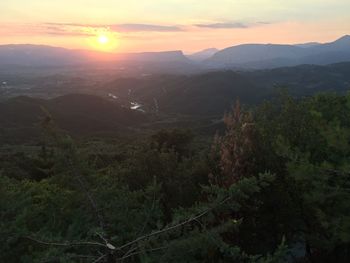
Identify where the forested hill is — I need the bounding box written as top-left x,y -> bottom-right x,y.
104,62 -> 350,115
0,94 -> 145,143
1,62 -> 350,143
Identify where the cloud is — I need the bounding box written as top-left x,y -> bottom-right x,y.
195,22 -> 248,29
257,21 -> 273,25
194,21 -> 274,29
44,25 -> 94,37
110,24 -> 183,32
44,22 -> 183,33
45,22 -> 93,27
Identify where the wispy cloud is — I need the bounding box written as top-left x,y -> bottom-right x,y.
44,22 -> 183,33
44,25 -> 94,36
195,22 -> 248,29
110,24 -> 183,32
194,21 -> 273,29
0,22 -> 184,39
1,20 -> 273,40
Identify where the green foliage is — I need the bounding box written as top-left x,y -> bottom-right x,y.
2,92 -> 350,262
254,92 -> 350,262
151,128 -> 194,156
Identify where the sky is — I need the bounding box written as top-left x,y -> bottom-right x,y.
0,0 -> 350,53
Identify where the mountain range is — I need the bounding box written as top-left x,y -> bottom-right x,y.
0,35 -> 349,71
0,45 -> 190,65
205,35 -> 350,69
187,48 -> 219,62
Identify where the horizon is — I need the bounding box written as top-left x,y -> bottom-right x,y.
1,0 -> 350,53
1,34 -> 349,55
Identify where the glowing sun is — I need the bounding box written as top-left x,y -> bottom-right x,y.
98,35 -> 109,45
88,32 -> 118,51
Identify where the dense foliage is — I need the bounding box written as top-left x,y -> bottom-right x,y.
1,92 -> 350,262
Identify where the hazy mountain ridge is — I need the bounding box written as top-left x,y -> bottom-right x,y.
0,45 -> 192,66
205,35 -> 350,69
187,48 -> 219,61
295,42 -> 321,48
1,35 -> 349,71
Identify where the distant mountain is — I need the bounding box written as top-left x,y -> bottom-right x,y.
0,45 -> 193,68
244,62 -> 350,96
206,44 -> 302,68
187,48 -> 219,61
205,35 -> 350,69
314,35 -> 350,51
0,94 -> 145,142
117,50 -> 190,62
0,45 -> 84,66
1,35 -> 349,72
295,42 -> 320,48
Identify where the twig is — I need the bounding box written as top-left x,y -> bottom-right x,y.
121,245 -> 138,262
92,254 -> 107,263
26,236 -> 106,248
96,232 -> 109,244
118,246 -> 168,261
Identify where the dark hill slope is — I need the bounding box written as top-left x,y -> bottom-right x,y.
243,62 -> 350,95
156,71 -> 259,115
105,62 -> 350,116
0,94 -> 145,143
106,72 -> 260,115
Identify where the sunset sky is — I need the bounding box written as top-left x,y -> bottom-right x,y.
1,0 -> 350,53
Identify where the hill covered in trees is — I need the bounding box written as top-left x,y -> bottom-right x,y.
104,62 -> 350,115
2,62 -> 350,144
0,94 -> 145,143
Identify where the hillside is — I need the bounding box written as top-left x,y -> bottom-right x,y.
104,62 -> 350,115
105,72 -> 261,115
0,94 -> 145,142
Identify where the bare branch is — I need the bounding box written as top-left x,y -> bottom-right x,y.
25,236 -> 106,248
92,254 -> 107,263
118,246 -> 169,261
96,232 -> 109,244
121,245 -> 139,261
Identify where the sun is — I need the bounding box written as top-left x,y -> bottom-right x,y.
98,35 -> 109,45
88,32 -> 118,51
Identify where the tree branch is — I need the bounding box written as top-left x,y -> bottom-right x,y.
118,246 -> 169,261
25,236 -> 106,248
